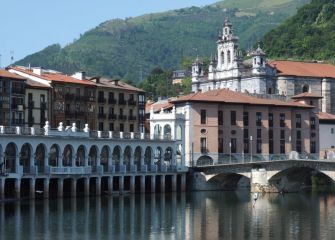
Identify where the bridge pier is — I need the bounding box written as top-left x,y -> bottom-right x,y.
251,169 -> 277,193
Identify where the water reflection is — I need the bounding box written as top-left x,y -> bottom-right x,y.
1,191 -> 335,239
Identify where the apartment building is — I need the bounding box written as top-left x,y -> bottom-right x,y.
0,70 -> 26,126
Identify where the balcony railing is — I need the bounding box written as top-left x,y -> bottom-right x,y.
98,113 -> 106,119
65,93 -> 75,100
118,99 -> 126,105
128,116 -> 136,121
98,97 -> 106,103
119,115 -> 127,120
108,98 -> 117,104
108,114 -> 117,120
12,88 -> 25,94
128,99 -> 136,105
28,101 -> 34,108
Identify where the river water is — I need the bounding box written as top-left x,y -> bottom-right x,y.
1,191 -> 335,240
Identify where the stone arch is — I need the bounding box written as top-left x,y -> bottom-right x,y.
134,146 -> 142,169
88,145 -> 99,166
76,145 -> 87,166
144,147 -> 153,166
154,124 -> 161,139
206,172 -> 250,190
196,155 -> 213,166
100,145 -> 110,170
49,144 -> 60,167
124,146 -> 132,170
112,146 -> 122,168
20,143 -> 33,168
35,143 -> 47,167
4,142 -> 18,173
155,147 -> 163,165
63,144 -> 74,167
163,124 -> 171,139
176,125 -> 182,140
302,84 -> 309,93
268,167 -> 335,192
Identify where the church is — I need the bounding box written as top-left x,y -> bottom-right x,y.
191,18 -> 335,114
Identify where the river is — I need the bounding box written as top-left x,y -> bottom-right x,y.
1,191 -> 335,239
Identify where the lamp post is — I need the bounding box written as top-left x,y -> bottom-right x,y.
250,136 -> 253,162
229,141 -> 232,164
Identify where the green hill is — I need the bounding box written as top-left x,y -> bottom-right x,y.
15,0 -> 309,82
262,0 -> 335,62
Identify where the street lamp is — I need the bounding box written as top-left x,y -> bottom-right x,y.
250,136 -> 253,162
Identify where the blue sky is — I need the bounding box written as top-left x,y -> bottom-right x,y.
0,0 -> 218,67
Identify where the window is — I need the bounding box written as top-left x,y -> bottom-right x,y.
244,139 -> 249,153
99,122 -> 104,131
280,140 -> 285,154
269,113 -> 273,127
231,111 -> 236,125
310,117 -> 316,130
297,130 -> 301,140
227,50 -> 231,63
256,112 -> 262,127
201,109 -> 206,124
296,114 -> 301,128
310,141 -> 316,154
269,140 -> 274,154
332,128 -> 334,134
200,138 -> 207,153
130,124 -> 134,132
218,138 -> 223,153
244,129 -> 249,139
256,140 -> 262,154
231,138 -> 237,153
120,123 -> 124,132
99,106 -> 104,114
243,112 -> 249,126
280,113 -> 285,127
296,140 -> 302,153
257,129 -> 261,139
218,111 -> 223,125
269,129 -> 273,139
280,130 -> 285,140
109,123 -> 114,131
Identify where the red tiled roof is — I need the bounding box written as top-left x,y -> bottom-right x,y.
318,112 -> 335,122
268,60 -> 335,78
291,92 -> 323,99
145,100 -> 173,113
171,88 -> 312,108
0,69 -> 26,80
25,79 -> 50,89
93,77 -> 145,92
10,67 -> 95,86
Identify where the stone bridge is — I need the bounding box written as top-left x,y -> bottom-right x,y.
191,159 -> 335,193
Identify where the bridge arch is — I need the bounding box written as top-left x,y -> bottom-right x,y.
207,172 -> 250,190
196,155 -> 213,166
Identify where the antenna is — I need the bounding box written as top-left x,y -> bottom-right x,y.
10,50 -> 14,65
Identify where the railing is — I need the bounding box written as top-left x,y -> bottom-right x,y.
50,166 -> 92,174
128,99 -> 136,105
98,98 -> 106,103
108,114 -> 117,120
194,153 -> 324,167
108,98 -> 117,104
128,116 -> 136,121
98,113 -> 106,119
118,99 -> 127,105
118,115 -> 127,120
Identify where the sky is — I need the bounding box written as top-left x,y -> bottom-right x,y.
0,0 -> 218,67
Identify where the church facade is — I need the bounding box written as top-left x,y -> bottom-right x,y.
191,18 -> 335,114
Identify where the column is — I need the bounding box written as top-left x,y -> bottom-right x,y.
108,177 -> 113,195
30,178 -> 36,199
0,179 -> 4,200
44,178 -> 49,199
71,178 -> 77,197
130,176 -> 135,193
84,178 -> 90,196
72,154 -> 77,167
14,178 -> 20,199
140,175 -> 145,193
181,174 -> 186,192
172,174 -> 177,192
151,175 -> 156,193
119,176 -> 124,194
160,175 -> 165,193
58,178 -> 64,198
96,177 -> 101,195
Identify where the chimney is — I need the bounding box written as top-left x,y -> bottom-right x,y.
33,67 -> 43,75
113,79 -> 119,85
72,71 -> 86,80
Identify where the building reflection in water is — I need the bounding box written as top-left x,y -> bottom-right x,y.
1,191 -> 335,239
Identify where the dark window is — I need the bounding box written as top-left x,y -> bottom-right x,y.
269,129 -> 273,139
120,123 -> 124,132
244,129 -> 249,139
280,140 -> 285,154
231,138 -> 237,153
109,123 -> 114,131
269,113 -> 273,127
201,109 -> 206,124
269,140 -> 274,154
99,122 -> 104,131
296,114 -> 301,128
310,141 -> 316,154
256,140 -> 262,154
280,130 -> 285,140
296,141 -> 302,153
231,111 -> 236,126
310,117 -> 316,130
200,138 -> 207,153
218,138 -> 223,153
280,113 -> 285,127
244,139 -> 249,153
218,110 -> 223,125
243,112 -> 249,126
257,129 -> 261,139
130,124 -> 134,132
256,112 -> 262,127
297,130 -> 301,140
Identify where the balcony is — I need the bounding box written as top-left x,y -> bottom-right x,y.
98,113 -> 106,119
128,116 -> 137,121
118,115 -> 127,120
11,103 -> 24,110
98,97 -> 106,104
108,114 -> 117,120
108,98 -> 117,104
118,99 -> 127,105
12,88 -> 25,95
12,119 -> 24,125
65,93 -> 75,101
65,111 -> 75,118
83,96 -> 95,102
128,99 -> 136,105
